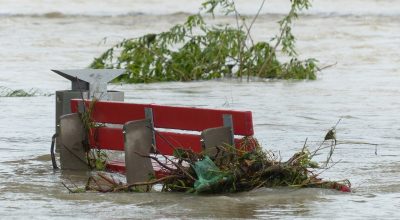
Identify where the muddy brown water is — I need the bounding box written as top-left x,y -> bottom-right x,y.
0,0 -> 399,218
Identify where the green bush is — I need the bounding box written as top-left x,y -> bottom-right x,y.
90,0 -> 318,83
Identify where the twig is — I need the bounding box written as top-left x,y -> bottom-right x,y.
75,77 -> 87,112
61,144 -> 90,168
61,182 -> 74,193
147,126 -> 178,152
317,62 -> 337,72
69,178 -> 79,189
333,118 -> 342,129
310,118 -> 343,159
134,151 -> 175,172
126,175 -> 179,188
301,138 -> 308,152
245,0 -> 266,44
138,127 -> 195,181
159,153 -> 196,181
86,176 -> 95,190
324,140 -> 336,166
257,6 -> 295,76
316,159 -> 342,176
97,172 -> 118,186
89,176 -> 105,192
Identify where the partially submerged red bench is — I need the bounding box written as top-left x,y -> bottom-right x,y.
59,99 -> 255,184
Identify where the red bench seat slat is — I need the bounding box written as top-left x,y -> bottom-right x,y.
89,127 -> 124,151
71,100 -> 150,124
89,127 -> 251,154
89,127 -> 202,154
151,104 -> 253,136
71,100 -> 254,136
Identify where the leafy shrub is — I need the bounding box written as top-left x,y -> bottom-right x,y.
90,0 -> 318,83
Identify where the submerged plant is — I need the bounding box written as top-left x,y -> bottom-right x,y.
0,86 -> 39,97
90,0 -> 318,83
78,98 -> 108,170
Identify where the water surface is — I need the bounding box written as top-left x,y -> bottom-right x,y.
0,0 -> 399,219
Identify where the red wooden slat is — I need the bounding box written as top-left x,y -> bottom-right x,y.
87,127 -> 203,154
89,127 -> 249,155
89,127 -> 124,151
106,160 -> 126,174
155,131 -> 202,155
71,99 -> 150,124
151,104 -> 254,136
71,99 -> 254,136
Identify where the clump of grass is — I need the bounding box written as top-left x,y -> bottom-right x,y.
78,99 -> 108,170
0,86 -> 39,97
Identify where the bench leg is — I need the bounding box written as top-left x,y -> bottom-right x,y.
124,119 -> 155,186
201,126 -> 233,158
59,113 -> 89,170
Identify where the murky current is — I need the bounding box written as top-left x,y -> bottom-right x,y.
0,0 -> 399,218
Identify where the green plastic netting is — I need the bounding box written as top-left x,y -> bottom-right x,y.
192,156 -> 233,193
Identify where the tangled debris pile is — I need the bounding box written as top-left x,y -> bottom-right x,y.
66,132 -> 351,194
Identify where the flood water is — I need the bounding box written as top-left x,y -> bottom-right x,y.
0,0 -> 400,219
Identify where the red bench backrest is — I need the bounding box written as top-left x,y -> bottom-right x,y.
70,99 -> 254,155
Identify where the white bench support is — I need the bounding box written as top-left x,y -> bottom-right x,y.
123,119 -> 155,187
59,113 -> 89,170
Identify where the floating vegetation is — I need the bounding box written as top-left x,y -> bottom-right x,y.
63,130 -> 351,194
90,0 -> 319,83
0,86 -> 40,97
